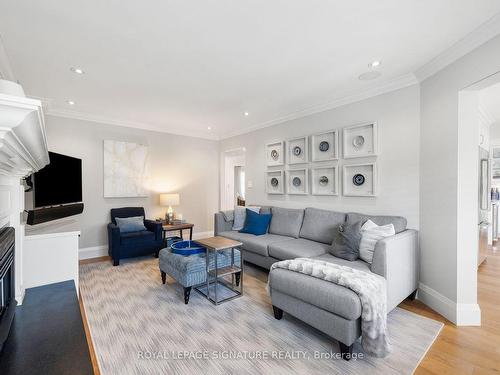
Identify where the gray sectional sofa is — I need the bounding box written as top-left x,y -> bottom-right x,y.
214,206 -> 419,359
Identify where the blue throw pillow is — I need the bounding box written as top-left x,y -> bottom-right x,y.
115,216 -> 147,233
239,209 -> 272,236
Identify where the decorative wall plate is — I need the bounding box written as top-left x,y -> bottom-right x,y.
311,131 -> 338,161
266,141 -> 284,166
343,122 -> 377,158
287,169 -> 308,194
343,163 -> 377,196
287,136 -> 308,164
312,167 -> 338,195
266,170 -> 284,194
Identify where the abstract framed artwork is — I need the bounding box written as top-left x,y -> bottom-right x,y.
343,122 -> 378,159
286,168 -> 308,195
311,130 -> 338,162
287,136 -> 308,165
311,166 -> 338,195
343,162 -> 377,197
103,140 -> 149,198
266,170 -> 284,194
265,141 -> 285,167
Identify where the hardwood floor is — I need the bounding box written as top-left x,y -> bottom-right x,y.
80,252 -> 500,374
402,247 -> 500,375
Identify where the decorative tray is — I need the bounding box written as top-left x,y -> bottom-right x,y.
170,240 -> 206,256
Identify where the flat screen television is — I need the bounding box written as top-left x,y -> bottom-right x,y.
33,152 -> 82,208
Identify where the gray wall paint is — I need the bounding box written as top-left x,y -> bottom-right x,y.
220,85 -> 420,230
43,115 -> 219,249
420,34 -> 500,318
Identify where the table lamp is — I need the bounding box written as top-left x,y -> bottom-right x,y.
160,193 -> 180,223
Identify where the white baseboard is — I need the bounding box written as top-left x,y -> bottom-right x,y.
79,245 -> 108,260
418,282 -> 481,326
78,231 -> 215,260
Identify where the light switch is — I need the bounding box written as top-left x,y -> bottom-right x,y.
247,180 -> 253,189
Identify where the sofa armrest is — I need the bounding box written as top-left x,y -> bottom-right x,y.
107,223 -> 121,259
144,219 -> 163,241
371,229 -> 419,311
214,211 -> 234,236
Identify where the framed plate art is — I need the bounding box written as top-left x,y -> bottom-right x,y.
286,169 -> 308,195
311,130 -> 338,162
287,136 -> 308,164
343,122 -> 378,158
343,163 -> 377,197
266,170 -> 284,194
311,166 -> 338,195
266,141 -> 285,166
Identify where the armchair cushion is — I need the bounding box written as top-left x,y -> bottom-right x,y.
120,230 -> 155,246
110,207 -> 146,224
115,216 -> 147,233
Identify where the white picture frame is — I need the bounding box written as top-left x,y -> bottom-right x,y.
266,170 -> 284,194
266,141 -> 285,166
287,136 -> 308,164
286,168 -> 308,195
311,166 -> 338,195
343,163 -> 377,197
311,130 -> 338,162
343,122 -> 378,159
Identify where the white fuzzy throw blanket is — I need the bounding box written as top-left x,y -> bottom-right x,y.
268,258 -> 391,357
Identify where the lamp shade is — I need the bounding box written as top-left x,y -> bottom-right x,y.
160,193 -> 180,206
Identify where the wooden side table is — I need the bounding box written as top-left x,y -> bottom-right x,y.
161,222 -> 194,241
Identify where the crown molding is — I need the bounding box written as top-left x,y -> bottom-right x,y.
45,108 -> 220,141
0,34 -> 15,81
220,73 -> 418,140
415,13 -> 500,82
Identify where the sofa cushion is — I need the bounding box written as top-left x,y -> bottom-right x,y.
218,231 -> 292,256
299,208 -> 346,244
330,220 -> 363,261
269,207 -> 304,238
239,209 -> 272,235
269,256 -> 365,320
311,253 -> 371,272
120,230 -> 155,245
346,212 -> 407,233
268,238 -> 330,260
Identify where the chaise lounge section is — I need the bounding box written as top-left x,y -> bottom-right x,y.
215,206 -> 419,358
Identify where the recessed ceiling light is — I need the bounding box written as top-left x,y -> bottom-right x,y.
369,61 -> 381,68
358,71 -> 382,81
70,67 -> 85,74
67,100 -> 75,105
244,112 -> 249,116
207,126 -> 212,130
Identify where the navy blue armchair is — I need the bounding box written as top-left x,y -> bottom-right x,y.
107,207 -> 164,266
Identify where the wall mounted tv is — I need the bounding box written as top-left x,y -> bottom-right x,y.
33,151 -> 83,208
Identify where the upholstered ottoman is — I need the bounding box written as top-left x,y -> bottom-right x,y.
159,247 -> 241,304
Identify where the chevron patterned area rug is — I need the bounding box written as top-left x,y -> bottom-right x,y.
80,257 -> 443,375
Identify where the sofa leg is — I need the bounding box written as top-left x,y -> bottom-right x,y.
235,272 -> 241,287
183,286 -> 192,304
408,290 -> 417,300
161,271 -> 166,284
113,259 -> 119,266
338,342 -> 353,360
272,305 -> 283,320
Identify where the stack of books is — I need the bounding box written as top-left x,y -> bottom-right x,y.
170,219 -> 186,225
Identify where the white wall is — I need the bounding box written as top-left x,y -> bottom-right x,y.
220,85 -> 420,229
419,34 -> 500,325
43,115 -> 219,251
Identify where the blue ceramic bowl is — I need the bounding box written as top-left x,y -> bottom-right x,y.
170,240 -> 206,256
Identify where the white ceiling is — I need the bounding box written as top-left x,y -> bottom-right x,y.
1,0 -> 500,140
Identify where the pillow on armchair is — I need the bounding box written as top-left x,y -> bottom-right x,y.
115,216 -> 147,233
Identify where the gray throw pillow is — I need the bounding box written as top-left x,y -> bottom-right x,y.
115,216 -> 147,233
330,221 -> 363,261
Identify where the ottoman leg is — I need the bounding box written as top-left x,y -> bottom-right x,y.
183,286 -> 192,304
338,342 -> 353,361
160,271 -> 166,284
272,305 -> 283,320
235,272 -> 241,287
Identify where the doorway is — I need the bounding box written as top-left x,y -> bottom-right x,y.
220,148 -> 246,211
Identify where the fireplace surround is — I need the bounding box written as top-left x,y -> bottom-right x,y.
0,227 -> 16,352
